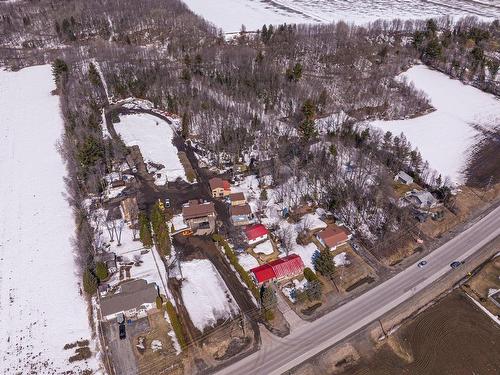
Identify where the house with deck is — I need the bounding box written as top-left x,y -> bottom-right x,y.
182,199 -> 217,235
100,279 -> 159,322
230,203 -> 253,226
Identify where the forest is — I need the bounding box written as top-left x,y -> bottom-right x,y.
1,0 -> 498,267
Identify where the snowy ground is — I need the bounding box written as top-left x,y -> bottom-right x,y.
238,253 -> 260,271
179,259 -> 239,331
371,65 -> 500,184
0,66 -> 100,373
91,207 -> 170,298
253,240 -> 274,255
114,113 -> 187,184
183,0 -> 500,32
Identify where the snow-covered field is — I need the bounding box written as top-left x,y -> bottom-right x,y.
115,113 -> 187,184
253,240 -> 274,255
371,65 -> 500,183
0,66 -> 99,373
183,0 -> 500,31
180,259 -> 239,331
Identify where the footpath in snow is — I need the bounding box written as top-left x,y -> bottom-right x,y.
371,64 -> 500,184
0,66 -> 99,374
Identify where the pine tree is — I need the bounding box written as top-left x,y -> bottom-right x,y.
51,58 -> 68,86
139,212 -> 153,248
95,262 -> 109,281
82,269 -> 98,295
313,249 -> 336,279
260,188 -> 268,201
88,62 -> 102,87
261,286 -> 277,310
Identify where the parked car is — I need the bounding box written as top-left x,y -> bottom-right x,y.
165,198 -> 171,208
119,323 -> 126,340
450,261 -> 462,269
417,260 -> 428,268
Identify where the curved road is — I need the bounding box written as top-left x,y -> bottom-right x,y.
217,205 -> 500,375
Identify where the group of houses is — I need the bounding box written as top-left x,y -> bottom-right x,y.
395,170 -> 440,210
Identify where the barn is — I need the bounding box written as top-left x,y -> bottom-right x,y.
250,254 -> 304,284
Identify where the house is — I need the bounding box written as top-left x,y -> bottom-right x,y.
120,196 -> 138,223
407,190 -> 438,209
111,179 -> 126,188
245,224 -> 269,245
100,279 -> 159,321
394,171 -> 414,185
182,199 -> 217,235
229,192 -> 246,206
99,283 -> 111,297
209,177 -> 231,198
250,254 -> 304,284
316,224 -> 352,250
230,203 -> 253,226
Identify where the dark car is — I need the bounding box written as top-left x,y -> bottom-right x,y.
450,261 -> 462,269
417,260 -> 428,268
119,323 -> 126,340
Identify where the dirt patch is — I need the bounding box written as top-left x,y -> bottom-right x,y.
332,245 -> 375,293
465,126 -> 500,188
345,276 -> 375,293
341,291 -> 500,375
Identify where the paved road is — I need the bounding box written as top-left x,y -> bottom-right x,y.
217,205 -> 500,375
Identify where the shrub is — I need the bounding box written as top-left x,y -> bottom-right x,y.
212,234 -> 259,299
156,295 -> 163,309
186,170 -> 196,183
94,262 -> 108,281
166,301 -> 187,350
263,309 -> 274,321
82,269 -> 98,295
139,212 -> 153,248
303,267 -> 318,282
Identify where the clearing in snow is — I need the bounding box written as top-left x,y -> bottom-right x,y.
371,65 -> 500,184
0,66 -> 99,374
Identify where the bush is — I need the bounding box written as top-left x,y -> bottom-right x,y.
186,170 -> 196,183
82,269 -> 98,295
212,234 -> 259,299
94,262 -> 108,281
303,267 -> 318,282
263,309 -> 274,321
166,301 -> 187,350
139,212 -> 153,248
156,295 -> 164,309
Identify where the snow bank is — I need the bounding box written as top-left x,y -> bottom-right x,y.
253,240 -> 274,255
115,113 -> 187,184
238,253 -> 260,271
371,65 -> 500,183
180,259 -> 239,331
334,252 -> 350,266
0,66 -> 99,373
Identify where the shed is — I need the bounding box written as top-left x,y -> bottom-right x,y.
245,224 -> 269,245
395,171 -> 414,185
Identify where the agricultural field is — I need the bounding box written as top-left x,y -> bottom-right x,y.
182,0 -> 500,31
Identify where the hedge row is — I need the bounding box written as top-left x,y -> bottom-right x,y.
212,234 -> 260,299
166,301 -> 187,351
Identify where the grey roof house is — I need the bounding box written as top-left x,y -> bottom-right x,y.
394,171 -> 414,185
100,279 -> 158,321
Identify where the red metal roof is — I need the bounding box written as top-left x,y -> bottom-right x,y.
223,180 -> 231,191
250,254 -> 304,284
245,224 -> 269,241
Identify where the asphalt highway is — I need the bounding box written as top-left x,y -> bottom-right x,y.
217,205 -> 500,375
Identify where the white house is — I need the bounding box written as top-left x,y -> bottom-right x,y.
394,171 -> 414,185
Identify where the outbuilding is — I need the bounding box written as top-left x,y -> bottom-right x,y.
245,224 -> 269,245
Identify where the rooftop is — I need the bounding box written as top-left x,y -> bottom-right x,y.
245,224 -> 269,241
229,192 -> 246,202
182,200 -> 216,220
230,203 -> 252,216
100,279 -> 158,317
318,224 -> 349,248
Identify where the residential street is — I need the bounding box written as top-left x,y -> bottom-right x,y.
216,205 -> 500,375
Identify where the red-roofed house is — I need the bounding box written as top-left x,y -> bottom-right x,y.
209,177 -> 231,198
245,224 -> 269,245
316,224 -> 351,250
250,254 -> 304,284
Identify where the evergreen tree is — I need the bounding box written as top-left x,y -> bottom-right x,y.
88,62 -> 102,87
260,188 -> 268,201
139,212 -> 153,248
82,269 -> 98,295
51,58 -> 68,86
305,280 -> 322,301
94,262 -> 109,281
261,286 -> 277,310
313,249 -> 336,279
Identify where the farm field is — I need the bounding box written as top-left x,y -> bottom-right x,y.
0,66 -> 99,374
182,0 -> 500,31
341,291 -> 500,375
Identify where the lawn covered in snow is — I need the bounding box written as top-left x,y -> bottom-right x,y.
180,259 -> 239,331
253,240 -> 274,255
0,66 -> 99,373
371,65 -> 500,184
115,113 -> 187,184
183,0 -> 499,32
